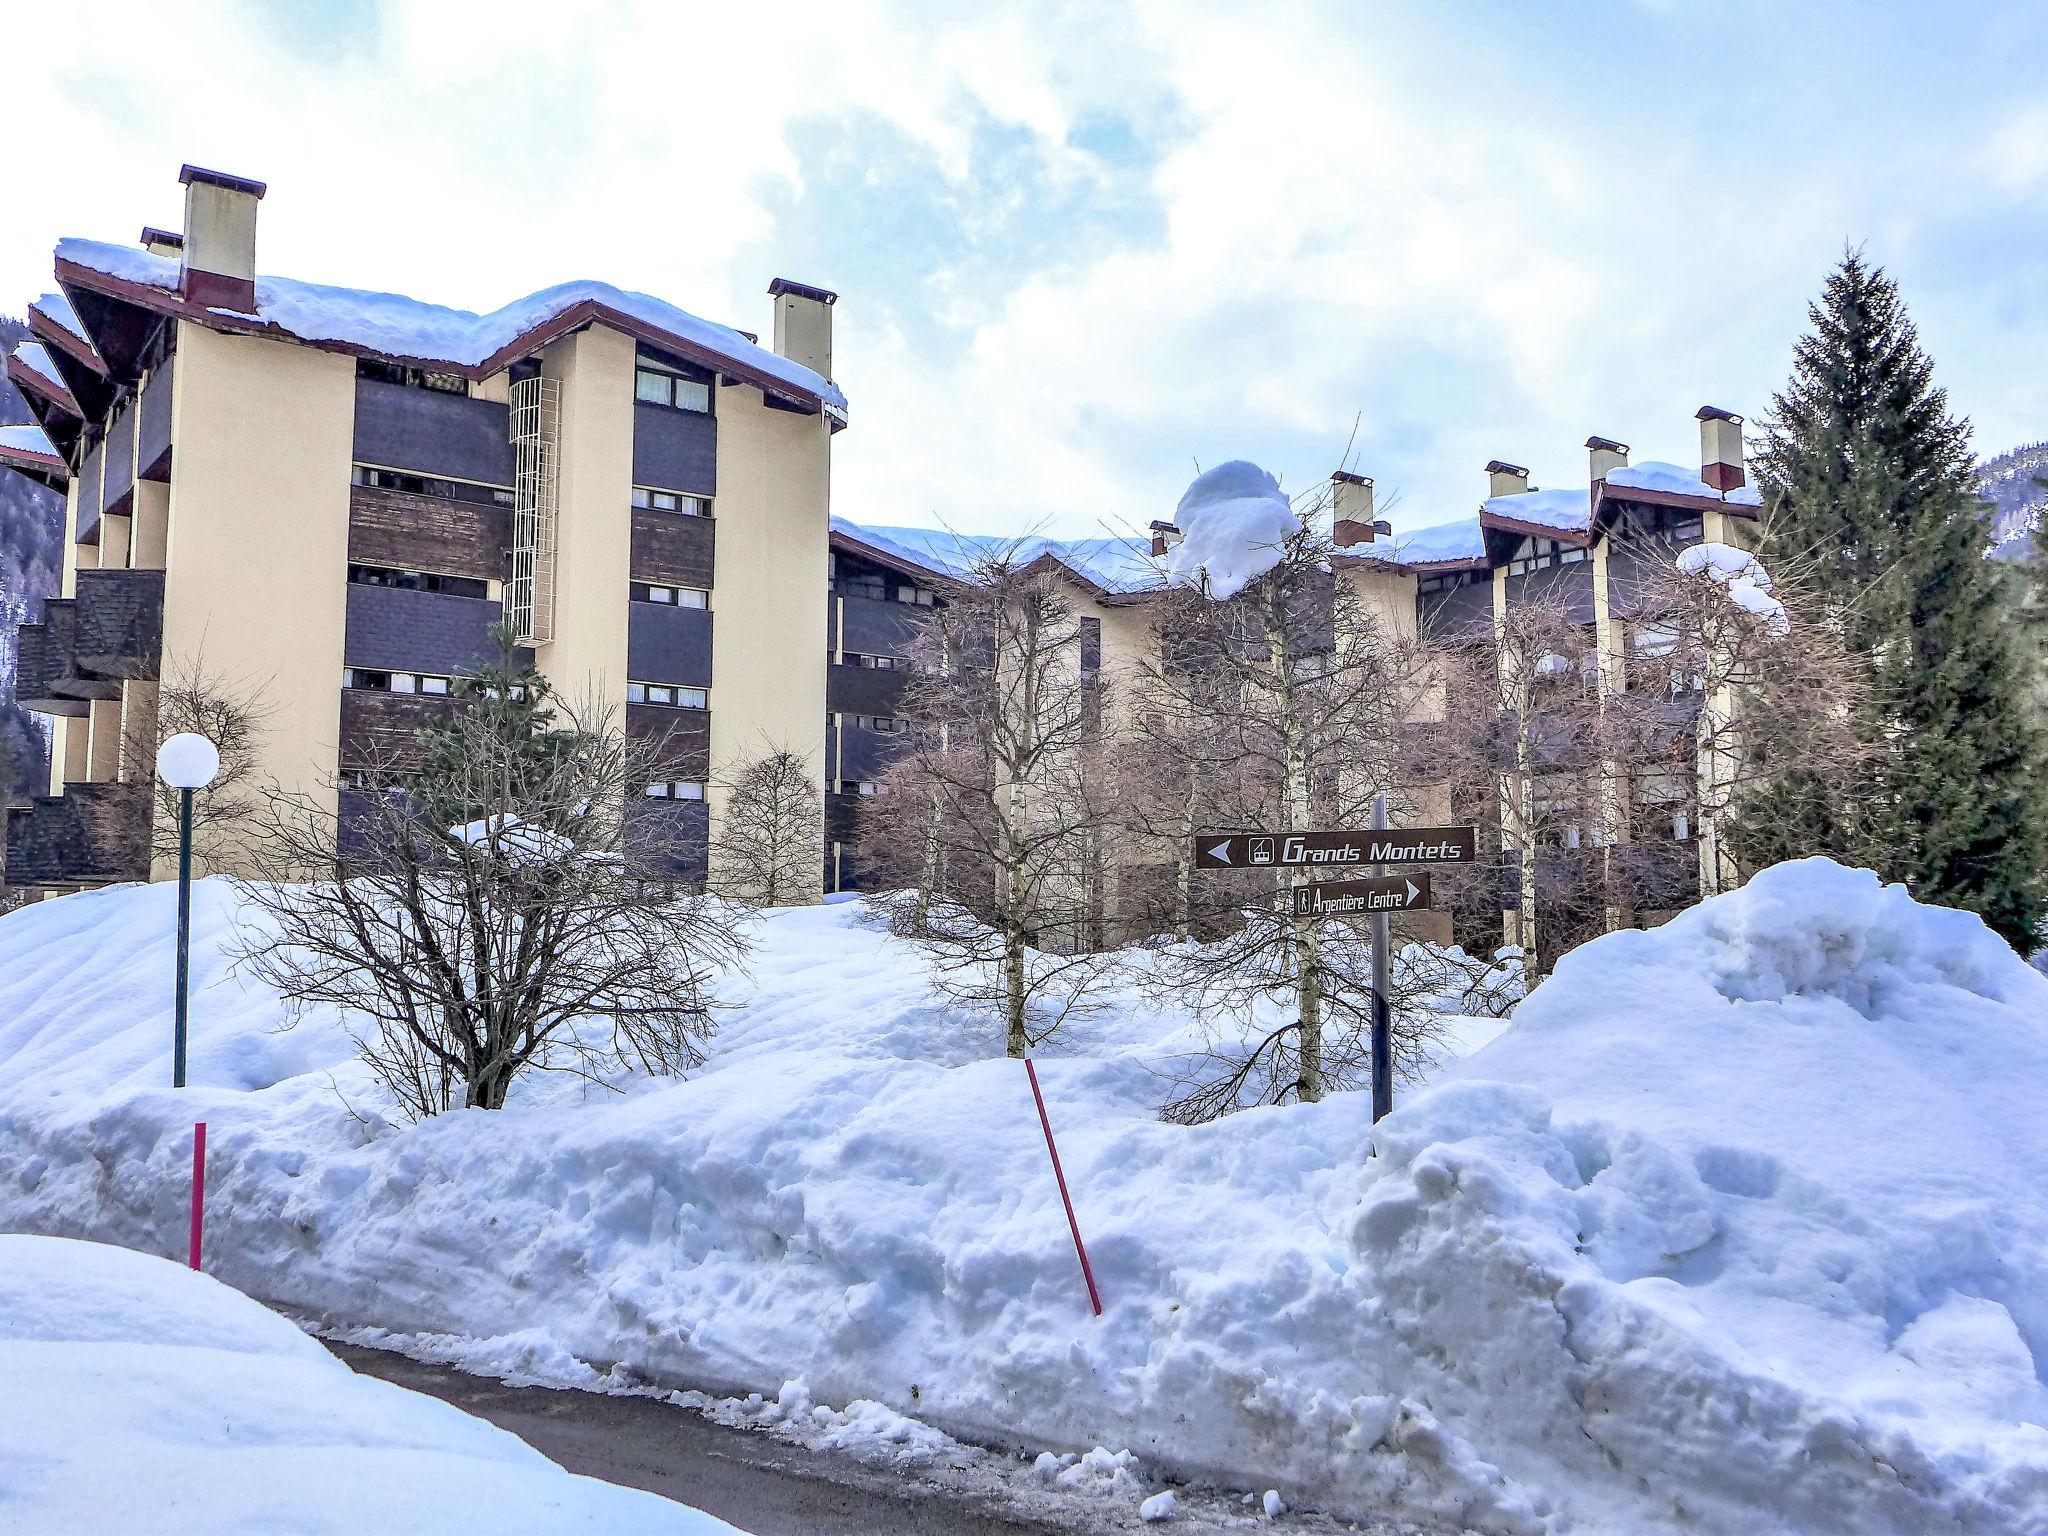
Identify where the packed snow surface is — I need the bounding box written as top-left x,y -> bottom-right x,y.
1606,459 -> 1765,508
55,237 -> 845,414
833,517 -> 1162,594
1166,460 -> 1303,598
8,339 -> 65,396
1387,514 -> 1486,566
2,861 -> 2045,1535
0,1234 -> 741,1535
28,289 -> 89,345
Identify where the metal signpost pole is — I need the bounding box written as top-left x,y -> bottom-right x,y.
1370,791 -> 1393,1122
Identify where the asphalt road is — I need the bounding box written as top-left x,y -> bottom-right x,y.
329,1341 -> 1072,1536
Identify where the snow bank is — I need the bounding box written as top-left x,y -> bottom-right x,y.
1165,460 -> 1302,599
1480,486 -> 1590,535
1,863 -> 2045,1535
1606,459 -> 1766,509
1678,540 -> 1788,634
0,1234 -> 738,1534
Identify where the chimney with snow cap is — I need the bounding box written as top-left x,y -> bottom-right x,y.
1486,459 -> 1531,498
177,164 -> 264,312
140,226 -> 184,259
1331,470 -> 1379,547
768,277 -> 837,382
1697,406 -> 1746,494
1586,435 -> 1629,483
1149,519 -> 1182,558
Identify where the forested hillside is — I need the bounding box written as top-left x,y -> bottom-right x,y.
0,315 -> 65,803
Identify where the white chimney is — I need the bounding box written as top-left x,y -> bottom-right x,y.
1586,435 -> 1629,483
1486,459 -> 1531,498
768,277 -> 837,381
140,226 -> 185,260
1331,470 -> 1377,547
178,164 -> 264,312
1697,406 -> 1746,494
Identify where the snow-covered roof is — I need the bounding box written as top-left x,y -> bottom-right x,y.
0,423 -> 60,461
1480,485 -> 1592,536
1605,459 -> 1763,509
28,290 -> 88,345
53,238 -> 846,418
832,518 -> 1163,595
1386,514 -> 1486,567
8,341 -> 65,399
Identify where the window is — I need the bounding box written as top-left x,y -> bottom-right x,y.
634,365 -> 712,414
631,583 -> 709,608
837,780 -> 879,797
344,668 -> 456,694
627,682 -> 708,709
852,714 -> 906,734
631,486 -> 709,518
357,359 -> 470,395
844,651 -> 905,671
354,464 -> 514,508
348,564 -> 490,599
643,780 -> 707,800
895,585 -> 936,606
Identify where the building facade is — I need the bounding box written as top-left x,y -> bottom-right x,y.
2,165 -> 843,889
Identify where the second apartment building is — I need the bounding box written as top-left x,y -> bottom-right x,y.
3,164 -> 844,886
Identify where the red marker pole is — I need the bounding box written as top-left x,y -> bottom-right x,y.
188,1122 -> 207,1271
1024,1059 -> 1102,1317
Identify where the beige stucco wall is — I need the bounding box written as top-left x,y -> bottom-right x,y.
158,321 -> 355,875
537,326 -> 633,715
707,384 -> 831,891
131,481 -> 170,569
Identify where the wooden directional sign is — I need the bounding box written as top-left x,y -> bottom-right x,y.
1292,874 -> 1432,918
1193,826 -> 1477,871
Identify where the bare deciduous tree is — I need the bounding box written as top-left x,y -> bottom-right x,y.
1127,512 -> 1436,1118
236,661 -> 745,1118
860,549 -> 1120,1056
123,653 -> 273,867
714,748 -> 822,906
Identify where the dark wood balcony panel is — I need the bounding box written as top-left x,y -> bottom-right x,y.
826,662 -> 907,717
3,781 -> 149,889
338,688 -> 462,770
138,354 -> 174,481
630,508 -> 715,589
12,622 -> 86,717
353,377 -> 515,487
37,601 -> 120,704
626,602 -> 713,689
349,484 -> 511,585
73,568 -> 164,678
632,401 -> 716,497
625,704 -> 710,778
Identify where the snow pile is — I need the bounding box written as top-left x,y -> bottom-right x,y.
1678,540 -> 1788,634
55,238 -> 845,415
1606,459 -> 1766,508
1480,486 -> 1590,535
0,1234 -> 739,1534
1165,460 -> 1302,599
2,863 -> 2046,1534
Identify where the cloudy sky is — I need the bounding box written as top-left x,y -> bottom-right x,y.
7,1 -> 2044,540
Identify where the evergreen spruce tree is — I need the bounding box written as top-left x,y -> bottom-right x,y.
1749,250 -> 2048,949
408,623 -> 579,829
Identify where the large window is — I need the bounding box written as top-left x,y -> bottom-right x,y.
632,486 -> 709,518
354,464 -> 514,508
1506,537 -> 1589,578
627,682 -> 707,709
842,651 -> 906,671
631,582 -> 709,609
643,780 -> 706,800
344,668 -> 454,695
357,358 -> 469,395
635,364 -> 712,414
349,564 -> 490,599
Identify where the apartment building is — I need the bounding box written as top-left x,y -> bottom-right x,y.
2,164 -> 843,889
816,410 -> 1762,959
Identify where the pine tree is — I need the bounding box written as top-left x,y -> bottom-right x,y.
408,624 -> 578,829
1749,250 -> 2048,949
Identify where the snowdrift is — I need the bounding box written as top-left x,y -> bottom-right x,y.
0,1234 -> 739,1533
0,860 -> 2044,1534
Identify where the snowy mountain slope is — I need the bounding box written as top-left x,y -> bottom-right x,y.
0,864 -> 2043,1534
0,1234 -> 743,1535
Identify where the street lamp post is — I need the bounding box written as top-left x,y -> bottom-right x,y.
156,733 -> 220,1089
